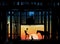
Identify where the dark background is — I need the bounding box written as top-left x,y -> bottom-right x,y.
0,0 -> 59,43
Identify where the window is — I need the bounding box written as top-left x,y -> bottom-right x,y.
21,11 -> 47,25
29,11 -> 34,16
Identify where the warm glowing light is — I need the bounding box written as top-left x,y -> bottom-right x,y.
29,34 -> 38,40
21,25 -> 44,40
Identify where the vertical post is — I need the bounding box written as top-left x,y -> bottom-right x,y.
51,10 -> 57,40
16,15 -> 18,39
48,12 -> 50,39
50,13 -> 52,39
44,11 -> 47,40
20,11 -> 21,40
0,12 -> 1,40
41,11 -> 43,24
58,13 -> 60,40
10,10 -> 12,41
38,11 -> 39,24
2,10 -> 7,42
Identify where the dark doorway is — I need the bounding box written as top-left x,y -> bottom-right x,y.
26,16 -> 35,25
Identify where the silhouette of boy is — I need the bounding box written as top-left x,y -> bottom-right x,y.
24,28 -> 29,39
31,35 -> 33,40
